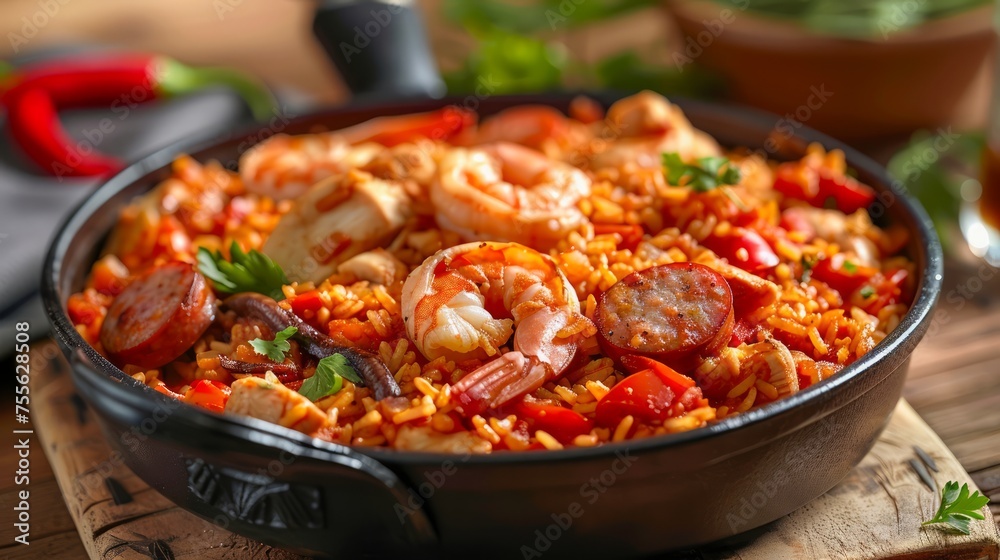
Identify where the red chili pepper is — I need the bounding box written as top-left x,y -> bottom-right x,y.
6,87 -> 125,177
1,55 -> 275,178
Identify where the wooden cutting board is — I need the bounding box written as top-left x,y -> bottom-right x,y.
7,339 -> 1000,560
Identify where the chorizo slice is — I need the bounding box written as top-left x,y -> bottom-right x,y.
595,262 -> 734,372
100,261 -> 216,369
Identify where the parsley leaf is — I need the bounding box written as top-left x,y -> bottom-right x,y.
249,326 -> 297,362
662,153 -> 742,193
800,256 -> 816,283
922,481 -> 990,535
298,354 -> 359,401
859,286 -> 875,299
197,241 -> 289,301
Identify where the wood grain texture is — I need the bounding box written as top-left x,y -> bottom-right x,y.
11,337 -> 996,560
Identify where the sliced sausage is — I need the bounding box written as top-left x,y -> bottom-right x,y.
595,262 -> 734,372
100,261 -> 216,369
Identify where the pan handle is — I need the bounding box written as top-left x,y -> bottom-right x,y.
312,0 -> 446,101
65,347 -> 439,555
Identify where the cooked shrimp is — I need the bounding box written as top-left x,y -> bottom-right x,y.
241,107 -> 475,200
588,91 -> 721,170
693,337 -> 798,405
401,241 -> 595,414
432,142 -> 592,250
225,375 -> 328,434
240,136 -> 382,201
262,169 -> 412,283
460,105 -> 592,157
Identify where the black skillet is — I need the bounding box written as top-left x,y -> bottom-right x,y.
41,1 -> 943,558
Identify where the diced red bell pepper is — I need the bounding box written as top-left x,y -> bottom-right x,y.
345,106 -> 476,147
593,223 -> 645,252
594,369 -> 676,428
289,289 -> 325,316
818,170 -> 876,214
184,379 -> 231,413
728,318 -> 761,348
774,162 -> 820,202
514,400 -> 593,443
88,255 -> 130,297
811,253 -> 878,297
619,355 -> 696,395
701,228 -> 779,272
774,159 -> 876,214
856,268 -> 910,314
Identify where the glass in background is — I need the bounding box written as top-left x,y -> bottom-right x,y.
966,5 -> 1000,266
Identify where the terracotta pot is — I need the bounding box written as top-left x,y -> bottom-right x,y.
665,1 -> 996,142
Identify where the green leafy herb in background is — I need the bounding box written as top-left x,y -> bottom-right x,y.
443,0 -> 657,35
887,131 -> 984,252
197,241 -> 288,301
440,0 -> 720,98
249,326 -> 297,362
298,353 -> 361,402
663,153 -> 741,192
921,481 -> 990,535
716,0 -> 990,38
442,28 -> 567,95
594,52 -> 721,98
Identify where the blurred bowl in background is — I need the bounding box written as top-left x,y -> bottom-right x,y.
665,1 -> 996,143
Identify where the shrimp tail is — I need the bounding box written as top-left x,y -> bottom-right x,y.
452,351 -> 553,416
453,306 -> 583,415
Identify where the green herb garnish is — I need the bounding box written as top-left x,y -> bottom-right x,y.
859,286 -> 875,299
922,481 -> 990,535
800,256 -> 815,283
298,353 -> 360,401
842,260 -> 858,273
197,241 -> 288,301
249,326 -> 297,362
662,153 -> 742,193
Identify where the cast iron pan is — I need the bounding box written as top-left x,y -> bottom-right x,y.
41,1 -> 943,558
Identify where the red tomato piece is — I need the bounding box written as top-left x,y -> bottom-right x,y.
593,223 -> 644,252
819,170 -> 876,214
728,318 -> 761,348
289,289 -> 325,316
184,379 -> 231,413
702,228 -> 779,272
773,162 -> 820,202
594,370 -> 676,428
619,355 -> 696,395
515,400 -> 593,443
811,253 -> 877,297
